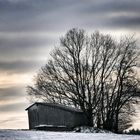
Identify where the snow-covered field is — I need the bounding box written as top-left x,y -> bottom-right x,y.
0,130 -> 140,140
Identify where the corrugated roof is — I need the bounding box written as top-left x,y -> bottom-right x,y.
25,102 -> 83,113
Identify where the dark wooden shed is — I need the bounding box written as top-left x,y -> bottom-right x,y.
25,102 -> 88,130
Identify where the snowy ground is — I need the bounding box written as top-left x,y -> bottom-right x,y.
0,130 -> 140,140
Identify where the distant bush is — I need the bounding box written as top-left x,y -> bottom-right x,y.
124,129 -> 140,135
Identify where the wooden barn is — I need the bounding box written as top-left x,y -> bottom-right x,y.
25,102 -> 88,130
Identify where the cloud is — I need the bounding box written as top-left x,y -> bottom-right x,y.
85,0 -> 140,14
106,15 -> 140,29
0,102 -> 27,112
0,33 -> 52,49
0,116 -> 25,125
0,85 -> 29,128
0,31 -> 55,74
0,31 -> 56,61
0,0 -> 139,32
0,60 -> 44,74
0,86 -> 25,101
0,86 -> 27,103
0,0 -> 71,32
0,115 -> 28,129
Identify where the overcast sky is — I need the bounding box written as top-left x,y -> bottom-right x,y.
0,0 -> 140,129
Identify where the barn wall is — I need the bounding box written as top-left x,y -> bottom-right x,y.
38,104 -> 75,128
27,103 -> 88,130
28,104 -> 39,129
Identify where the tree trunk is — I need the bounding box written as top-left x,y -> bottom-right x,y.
97,112 -> 101,128
86,109 -> 93,126
114,111 -> 119,133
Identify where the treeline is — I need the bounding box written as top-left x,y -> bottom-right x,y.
124,129 -> 140,135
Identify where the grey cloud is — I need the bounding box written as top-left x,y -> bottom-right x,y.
75,0 -> 140,30
0,1 -> 103,32
85,0 -> 140,14
0,0 -> 74,32
106,16 -> 140,29
0,85 -> 29,114
0,86 -> 25,101
0,32 -> 55,51
0,35 -> 52,49
0,60 -> 44,73
0,0 -> 140,73
0,32 -> 55,63
0,32 -> 53,73
0,0 -> 140,32
0,32 -> 56,75
0,86 -> 29,113
0,116 -> 26,125
0,102 -> 27,112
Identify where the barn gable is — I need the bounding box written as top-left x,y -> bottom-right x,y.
26,102 -> 88,130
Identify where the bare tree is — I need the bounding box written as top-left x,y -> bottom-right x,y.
101,37 -> 140,132
118,103 -> 135,133
27,28 -> 140,132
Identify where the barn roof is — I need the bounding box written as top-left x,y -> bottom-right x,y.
25,102 -> 83,113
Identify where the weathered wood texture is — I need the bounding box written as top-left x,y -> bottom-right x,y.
26,103 -> 88,130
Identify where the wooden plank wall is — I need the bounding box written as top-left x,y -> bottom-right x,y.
27,104 -> 88,129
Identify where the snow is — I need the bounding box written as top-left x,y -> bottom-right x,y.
35,124 -> 67,128
0,130 -> 140,140
35,124 -> 54,127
